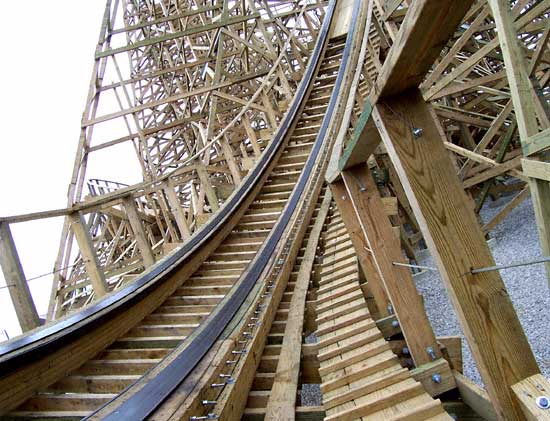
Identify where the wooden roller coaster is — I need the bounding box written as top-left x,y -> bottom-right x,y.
1,0 -> 550,420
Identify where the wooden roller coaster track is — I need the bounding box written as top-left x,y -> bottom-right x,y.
1,0 -> 550,420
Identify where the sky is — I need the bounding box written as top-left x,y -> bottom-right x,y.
0,2 -> 105,339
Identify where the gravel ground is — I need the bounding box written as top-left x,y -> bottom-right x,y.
415,192 -> 550,385
302,332 -> 323,405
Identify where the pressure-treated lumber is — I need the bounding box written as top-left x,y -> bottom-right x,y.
315,210 -> 452,420
372,88 -> 540,419
330,180 -> 389,319
122,197 -> 155,268
68,212 -> 108,297
0,222 -> 40,332
264,191 -> 332,420
487,0 -> 550,284
339,164 -> 440,367
371,0 -> 475,102
511,374 -> 550,420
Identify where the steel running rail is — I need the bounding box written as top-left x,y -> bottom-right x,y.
0,3 -> 331,379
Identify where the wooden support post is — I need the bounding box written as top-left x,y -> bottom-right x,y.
0,222 -> 40,332
330,180 -> 390,319
162,182 -> 191,240
372,89 -> 540,419
340,164 -> 441,367
487,0 -> 550,284
196,164 -> 219,212
122,197 -> 155,267
69,212 -> 109,297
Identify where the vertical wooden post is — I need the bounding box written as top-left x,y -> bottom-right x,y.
339,165 -> 441,367
69,212 -> 109,297
372,89 -> 540,419
487,0 -> 550,284
0,222 -> 40,332
196,165 -> 219,212
163,182 -> 191,240
330,180 -> 390,319
122,197 -> 155,267
220,136 -> 242,184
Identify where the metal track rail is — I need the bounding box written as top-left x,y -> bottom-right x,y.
0,1 -> 338,418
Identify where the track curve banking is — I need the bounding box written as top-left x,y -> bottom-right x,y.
0,1 -> 344,418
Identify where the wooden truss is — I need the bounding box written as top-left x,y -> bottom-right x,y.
4,0 -> 326,317
1,0 -> 550,419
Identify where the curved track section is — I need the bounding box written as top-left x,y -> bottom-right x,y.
0,1 -> 339,419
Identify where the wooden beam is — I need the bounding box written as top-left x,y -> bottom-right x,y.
122,197 -> 155,268
162,182 -> 191,240
264,191 -> 332,420
454,372 -> 498,421
522,127 -> 550,157
340,164 -> 441,367
0,222 -> 40,332
511,374 -> 550,420
336,100 -> 382,176
372,89 -> 540,419
330,180 -> 390,319
487,0 -> 550,284
69,212 -> 109,297
371,0 -> 475,102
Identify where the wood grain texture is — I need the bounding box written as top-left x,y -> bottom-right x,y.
373,89 -> 540,420
341,165 -> 440,367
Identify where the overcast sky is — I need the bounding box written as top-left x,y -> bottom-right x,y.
0,2 -> 105,339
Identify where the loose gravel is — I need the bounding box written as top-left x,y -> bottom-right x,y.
415,192 -> 550,385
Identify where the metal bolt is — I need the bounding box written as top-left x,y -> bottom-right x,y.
202,400 -> 217,405
431,373 -> 442,384
232,349 -> 247,355
426,346 -> 437,360
391,320 -> 399,328
412,127 -> 423,138
387,303 -> 394,315
536,395 -> 550,409
226,360 -> 237,365
211,383 -> 225,387
242,332 -> 252,337
190,415 -> 218,420
402,347 -> 410,355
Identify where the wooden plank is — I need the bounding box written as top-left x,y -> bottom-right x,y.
68,212 -> 108,297
341,165 -> 440,366
264,191 -> 332,420
454,372 -> 497,421
162,182 -> 191,240
511,374 -> 550,421
372,89 -> 540,419
522,127 -> 550,157
522,159 -> 550,182
330,180 -> 390,319
487,0 -> 550,285
122,197 -> 155,268
337,100 -> 381,173
371,0 -> 475,102
0,222 -> 40,332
